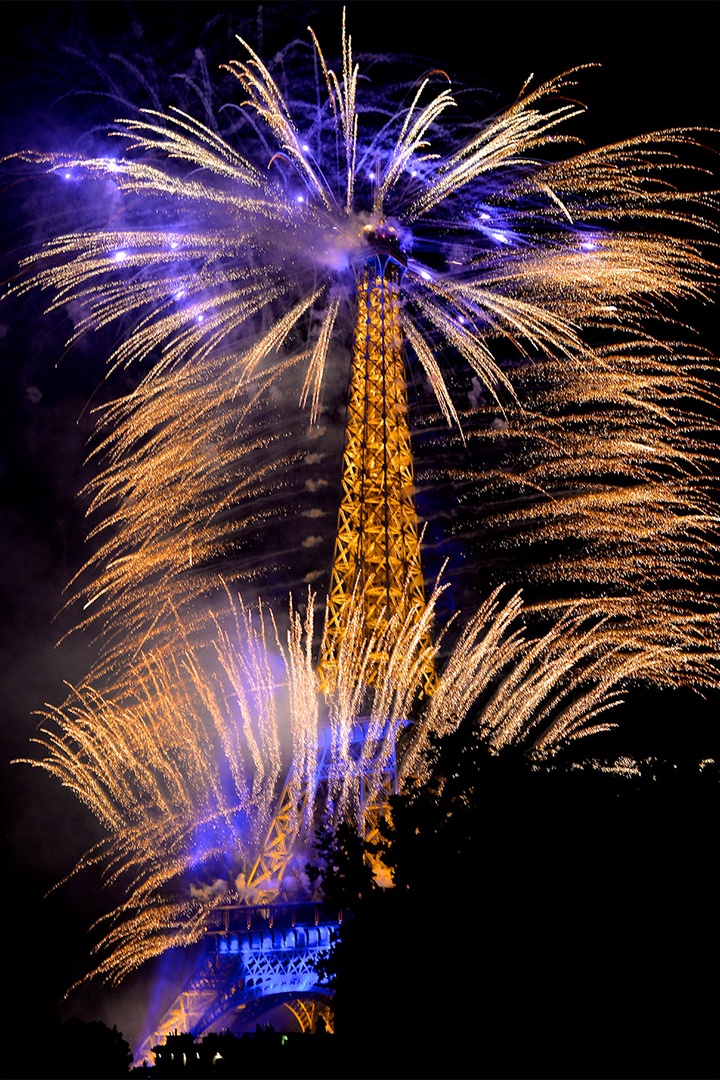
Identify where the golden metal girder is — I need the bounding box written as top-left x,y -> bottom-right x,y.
282,997 -> 335,1034
246,771 -> 304,900
134,987 -> 217,1065
319,253 -> 434,694
245,730 -> 330,898
232,248 -> 434,919
360,765 -> 397,889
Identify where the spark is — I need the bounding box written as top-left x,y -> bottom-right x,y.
11,36 -> 718,681
19,580 -> 677,984
9,15 -> 720,987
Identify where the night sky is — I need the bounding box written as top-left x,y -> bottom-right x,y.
1,0 -> 718,1061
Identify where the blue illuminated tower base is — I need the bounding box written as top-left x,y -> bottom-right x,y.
135,720 -> 399,1066
135,902 -> 339,1062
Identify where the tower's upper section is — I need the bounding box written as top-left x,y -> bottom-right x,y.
319,237 -> 434,697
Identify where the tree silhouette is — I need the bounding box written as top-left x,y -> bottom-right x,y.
12,1016 -> 132,1079
323,723 -> 718,1078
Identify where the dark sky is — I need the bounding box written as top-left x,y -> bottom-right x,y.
1,0 -> 718,1058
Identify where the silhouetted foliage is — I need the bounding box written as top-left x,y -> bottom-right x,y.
10,728 -> 716,1079
322,720 -> 718,1078
306,820 -> 377,911
11,1015 -> 132,1079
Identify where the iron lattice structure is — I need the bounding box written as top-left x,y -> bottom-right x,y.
319,236 -> 434,694
246,717 -> 402,901
135,903 -> 337,1063
244,237 -> 428,901
138,238 -> 428,1058
137,720 -> 402,1059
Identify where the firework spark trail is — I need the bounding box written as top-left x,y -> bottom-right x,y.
9,27 -> 718,683
422,336 -> 720,620
8,17 -> 720,984
20,577 -> 676,984
55,339 -> 330,692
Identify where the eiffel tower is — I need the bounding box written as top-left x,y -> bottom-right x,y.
136,224 -> 432,1059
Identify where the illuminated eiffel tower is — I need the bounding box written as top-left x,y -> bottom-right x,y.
137,224 -> 433,1059
319,225 -> 434,695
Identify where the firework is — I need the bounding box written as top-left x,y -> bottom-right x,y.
12,17 -> 719,680
10,13 -> 720,984
21,576 -> 684,983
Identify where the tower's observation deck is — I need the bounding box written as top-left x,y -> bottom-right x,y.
319,222 -> 434,695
